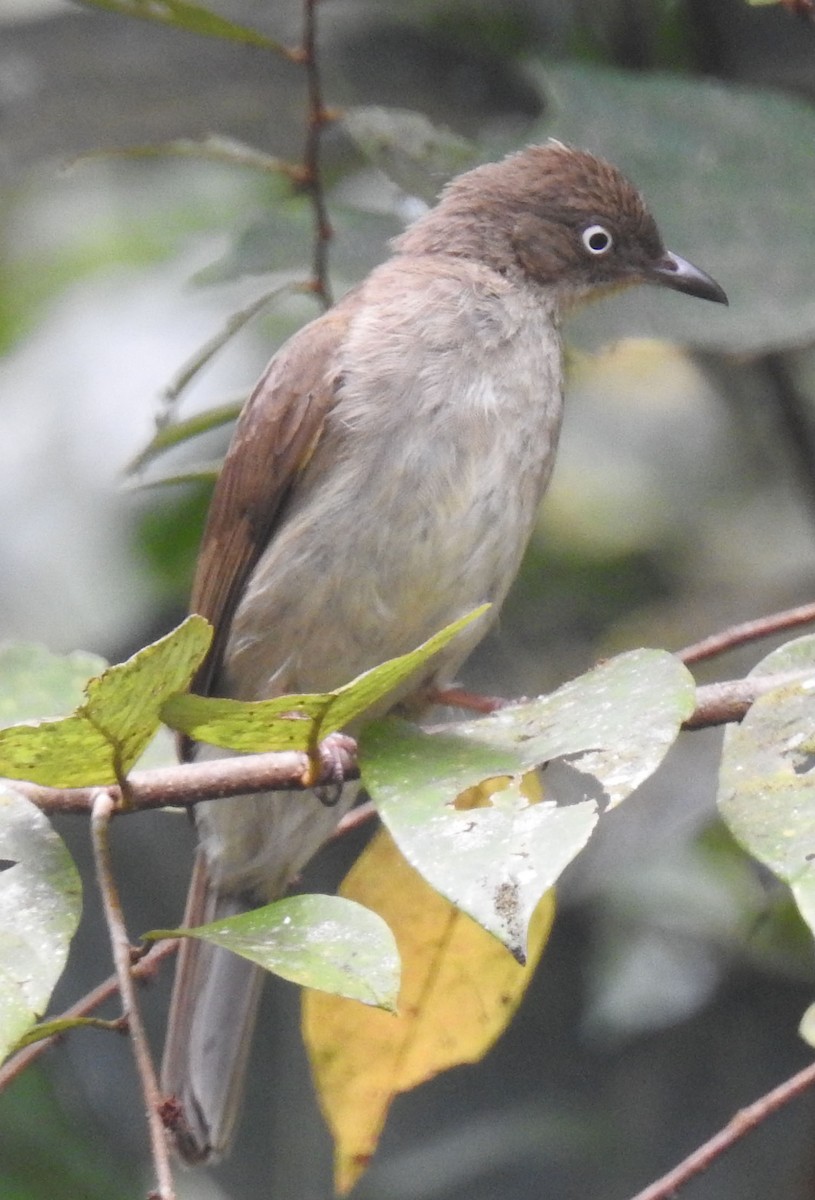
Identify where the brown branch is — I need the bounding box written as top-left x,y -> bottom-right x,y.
680,669 -> 812,729
11,670 -> 813,818
91,792 -> 176,1200
679,601 -> 815,665
14,743 -> 360,814
626,1055 -> 815,1200
299,0 -> 334,308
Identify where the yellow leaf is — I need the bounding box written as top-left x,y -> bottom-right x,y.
302,828 -> 554,1193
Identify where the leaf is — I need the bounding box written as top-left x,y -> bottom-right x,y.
362,649 -> 694,958
303,829 -> 553,1194
75,135 -> 288,175
0,617 -> 211,786
158,284 -> 301,410
0,644 -> 107,726
12,1015 -> 123,1050
201,201 -> 401,286
146,894 -> 399,1009
800,1001 -> 815,1049
125,399 -> 243,476
528,62 -> 815,354
342,107 -> 480,202
161,607 -> 489,752
73,0 -> 291,54
125,461 -> 222,491
718,634 -> 815,937
0,786 -> 82,1062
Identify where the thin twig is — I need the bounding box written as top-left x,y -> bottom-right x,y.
626,1055 -> 815,1200
679,601 -> 815,665
0,939 -> 177,1093
91,791 -> 176,1200
298,0 -> 334,308
333,799 -> 377,839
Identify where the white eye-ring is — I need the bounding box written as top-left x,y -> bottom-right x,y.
581,224 -> 613,256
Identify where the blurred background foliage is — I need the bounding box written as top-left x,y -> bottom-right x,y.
3,0 -> 815,1197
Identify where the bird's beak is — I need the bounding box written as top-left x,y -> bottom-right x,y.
651,251 -> 728,305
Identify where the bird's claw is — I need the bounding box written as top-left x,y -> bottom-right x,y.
304,732 -> 357,806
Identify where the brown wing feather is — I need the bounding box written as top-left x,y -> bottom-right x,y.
187,303 -> 353,713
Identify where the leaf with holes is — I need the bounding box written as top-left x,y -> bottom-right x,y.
718,634 -> 815,936
363,649 -> 695,958
304,829 -> 553,1194
0,617 -> 211,786
161,607 -> 489,752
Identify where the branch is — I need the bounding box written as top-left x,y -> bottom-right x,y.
680,669 -> 810,729
91,792 -> 176,1200
679,600 -> 815,665
0,940 -> 177,1093
626,1055 -> 815,1200
15,743 -> 360,814
11,670 -> 809,817
297,0 -> 335,308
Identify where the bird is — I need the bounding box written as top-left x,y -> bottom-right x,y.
160,141 -> 727,1163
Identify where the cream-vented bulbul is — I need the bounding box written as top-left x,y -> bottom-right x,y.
161,141 -> 727,1162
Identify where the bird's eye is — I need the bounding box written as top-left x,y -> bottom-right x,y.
581,225 -> 613,256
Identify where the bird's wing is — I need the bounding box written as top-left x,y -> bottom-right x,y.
188,302 -> 353,708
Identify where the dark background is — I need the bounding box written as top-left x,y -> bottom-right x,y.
3,1 -> 815,1197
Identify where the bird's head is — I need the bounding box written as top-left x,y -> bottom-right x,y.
397,141 -> 727,308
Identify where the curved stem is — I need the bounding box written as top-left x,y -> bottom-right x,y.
91,791 -> 176,1200
679,601 -> 815,665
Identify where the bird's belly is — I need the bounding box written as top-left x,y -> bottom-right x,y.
226,386 -> 561,702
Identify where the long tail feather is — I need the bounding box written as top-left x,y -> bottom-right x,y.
161,852 -> 264,1163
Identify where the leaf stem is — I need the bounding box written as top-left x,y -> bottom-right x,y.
90,791 -> 176,1200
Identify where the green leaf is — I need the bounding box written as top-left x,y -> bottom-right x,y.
0,786 -> 82,1062
0,616 -> 212,786
527,61 -> 815,354
158,284 -> 301,410
362,649 -> 695,958
73,0 -> 292,55
146,895 -> 399,1010
12,1015 -> 123,1050
718,635 -> 815,938
342,107 -> 480,202
200,200 -> 401,287
0,644 -> 107,726
75,135 -> 288,175
126,462 -> 222,491
126,399 -> 243,476
161,606 -> 490,752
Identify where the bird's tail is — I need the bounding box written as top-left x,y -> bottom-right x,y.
160,851 -> 264,1163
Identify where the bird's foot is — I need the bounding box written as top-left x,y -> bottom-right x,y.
303,731 -> 357,806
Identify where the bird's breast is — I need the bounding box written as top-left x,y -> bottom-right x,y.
226,264 -> 565,699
